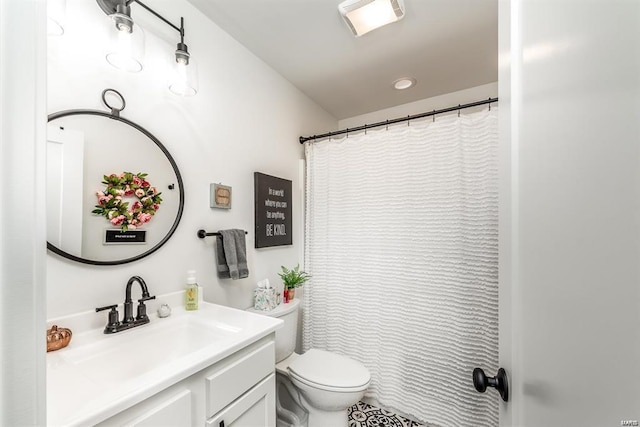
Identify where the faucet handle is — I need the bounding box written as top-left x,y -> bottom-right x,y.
96,304 -> 118,312
136,295 -> 156,322
96,304 -> 121,334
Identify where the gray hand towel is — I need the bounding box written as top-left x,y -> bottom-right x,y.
218,229 -> 249,280
215,235 -> 231,279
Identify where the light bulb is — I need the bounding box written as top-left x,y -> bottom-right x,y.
105,20 -> 145,72
169,56 -> 198,96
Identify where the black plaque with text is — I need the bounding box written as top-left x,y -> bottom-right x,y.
104,229 -> 147,244
254,172 -> 292,248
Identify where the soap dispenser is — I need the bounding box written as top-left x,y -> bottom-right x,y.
185,270 -> 199,311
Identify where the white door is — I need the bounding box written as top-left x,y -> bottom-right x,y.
496,0 -> 640,426
46,125 -> 84,256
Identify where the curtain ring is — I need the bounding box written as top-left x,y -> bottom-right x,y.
364,124 -> 367,135
346,128 -> 349,138
407,115 -> 410,126
433,110 -> 436,122
386,120 -> 389,131
488,98 -> 492,111
458,104 -> 461,117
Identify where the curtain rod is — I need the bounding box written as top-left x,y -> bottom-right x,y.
299,97 -> 498,144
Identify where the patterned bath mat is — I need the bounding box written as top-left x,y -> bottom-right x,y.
348,401 -> 429,427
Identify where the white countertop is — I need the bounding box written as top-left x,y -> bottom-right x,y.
46,295 -> 282,426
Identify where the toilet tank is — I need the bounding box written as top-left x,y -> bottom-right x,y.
247,298 -> 299,363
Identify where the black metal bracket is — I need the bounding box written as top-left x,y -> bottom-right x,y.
197,229 -> 248,239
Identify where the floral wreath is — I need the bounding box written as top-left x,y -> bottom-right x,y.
92,172 -> 162,232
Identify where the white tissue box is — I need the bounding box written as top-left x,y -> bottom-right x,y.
254,288 -> 278,311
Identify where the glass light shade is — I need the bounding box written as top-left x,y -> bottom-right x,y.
168,57 -> 198,97
339,0 -> 405,37
105,15 -> 145,73
47,0 -> 67,36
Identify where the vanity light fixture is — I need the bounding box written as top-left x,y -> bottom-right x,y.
97,0 -> 198,96
338,0 -> 405,37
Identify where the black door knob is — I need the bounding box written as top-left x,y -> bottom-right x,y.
473,367 -> 509,402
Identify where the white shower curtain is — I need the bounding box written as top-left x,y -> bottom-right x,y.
303,107 -> 498,427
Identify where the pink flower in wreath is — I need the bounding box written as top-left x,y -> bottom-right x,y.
128,224 -> 137,230
135,188 -> 145,198
142,180 -> 150,188
98,194 -> 112,205
133,176 -> 143,186
138,212 -> 152,224
125,185 -> 133,196
148,187 -> 157,196
115,189 -> 125,196
153,203 -> 160,210
131,201 -> 142,211
110,215 -> 126,226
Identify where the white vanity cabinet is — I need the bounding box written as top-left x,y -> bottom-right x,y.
97,336 -> 276,427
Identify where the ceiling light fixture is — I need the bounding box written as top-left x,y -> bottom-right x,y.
97,0 -> 198,96
393,77 -> 416,90
338,0 -> 405,37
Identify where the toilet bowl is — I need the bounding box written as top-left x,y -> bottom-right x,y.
247,299 -> 370,427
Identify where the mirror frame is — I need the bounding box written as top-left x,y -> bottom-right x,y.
47,108 -> 185,265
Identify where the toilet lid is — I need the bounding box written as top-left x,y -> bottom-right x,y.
288,349 -> 370,389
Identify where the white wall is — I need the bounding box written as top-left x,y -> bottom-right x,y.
339,82 -> 497,130
0,0 -> 47,424
500,0 -> 640,425
47,0 -> 337,319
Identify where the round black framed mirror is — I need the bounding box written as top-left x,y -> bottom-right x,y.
47,90 -> 184,265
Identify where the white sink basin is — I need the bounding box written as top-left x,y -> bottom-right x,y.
58,315 -> 240,384
47,298 -> 282,426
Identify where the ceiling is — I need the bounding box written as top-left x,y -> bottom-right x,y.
186,0 -> 498,120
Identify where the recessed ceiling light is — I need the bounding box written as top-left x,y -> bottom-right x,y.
393,78 -> 416,90
338,0 -> 405,37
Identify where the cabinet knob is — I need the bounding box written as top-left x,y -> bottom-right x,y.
473,367 -> 509,402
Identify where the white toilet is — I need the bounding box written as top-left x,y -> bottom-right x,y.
248,298 -> 370,427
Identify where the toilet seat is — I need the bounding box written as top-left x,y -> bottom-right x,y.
287,349 -> 370,392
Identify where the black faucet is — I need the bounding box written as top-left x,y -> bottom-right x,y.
96,276 -> 156,334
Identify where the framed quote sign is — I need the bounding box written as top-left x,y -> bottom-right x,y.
254,172 -> 292,248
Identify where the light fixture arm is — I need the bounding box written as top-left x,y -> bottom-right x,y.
131,0 -> 183,36
97,0 -> 186,39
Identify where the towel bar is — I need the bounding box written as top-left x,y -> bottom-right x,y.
197,229 -> 248,239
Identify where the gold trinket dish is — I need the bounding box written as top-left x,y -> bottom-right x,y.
47,325 -> 72,352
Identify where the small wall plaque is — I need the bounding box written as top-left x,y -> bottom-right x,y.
104,229 -> 147,245
211,183 -> 232,209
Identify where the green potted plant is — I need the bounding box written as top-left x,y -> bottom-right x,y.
279,264 -> 310,302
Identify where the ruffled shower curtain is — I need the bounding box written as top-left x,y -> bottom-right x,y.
303,107 -> 498,427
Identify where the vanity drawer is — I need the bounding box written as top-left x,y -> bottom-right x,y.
205,339 -> 275,418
